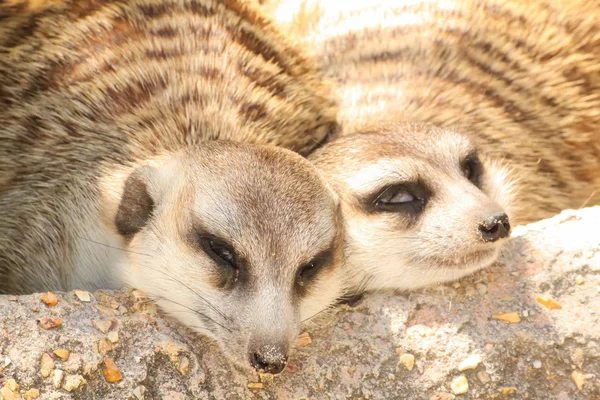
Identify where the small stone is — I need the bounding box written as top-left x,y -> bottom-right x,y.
571,370 -> 585,391
133,385 -> 146,400
575,275 -> 585,285
92,319 -> 113,333
177,356 -> 190,376
103,357 -> 122,383
53,349 -> 70,361
533,360 -> 542,369
492,312 -> 521,324
248,382 -> 263,389
53,369 -> 64,388
41,292 -> 58,307
4,356 -> 11,367
7,295 -> 18,301
476,283 -> 488,295
74,290 -> 92,302
522,310 -> 529,317
107,331 -> 119,343
477,371 -> 491,384
40,353 -> 55,377
500,387 -> 517,395
0,386 -> 18,400
97,338 -> 113,355
398,354 -> 415,371
452,282 -> 461,289
117,305 -> 128,315
62,374 -> 86,392
38,316 -> 62,330
24,388 -> 40,400
295,332 -> 312,347
64,353 -> 82,373
451,375 -> 469,395
258,373 -> 274,384
459,354 -> 482,371
131,289 -> 148,300
5,379 -> 18,392
535,295 -> 562,310
95,304 -> 118,315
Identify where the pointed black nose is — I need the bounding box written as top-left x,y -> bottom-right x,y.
479,213 -> 511,242
249,345 -> 288,374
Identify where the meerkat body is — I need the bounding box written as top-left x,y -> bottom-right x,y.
266,0 -> 600,224
0,0 -> 344,372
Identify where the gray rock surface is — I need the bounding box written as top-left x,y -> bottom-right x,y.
1,207 -> 599,399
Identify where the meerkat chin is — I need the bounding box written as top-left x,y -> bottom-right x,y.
310,122 -> 514,294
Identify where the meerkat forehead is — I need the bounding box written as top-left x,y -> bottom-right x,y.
173,142 -> 339,266
310,122 -> 475,190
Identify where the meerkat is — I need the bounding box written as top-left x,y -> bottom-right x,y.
265,0 -> 600,224
310,122 -> 512,293
261,0 -> 600,293
0,0 -> 344,373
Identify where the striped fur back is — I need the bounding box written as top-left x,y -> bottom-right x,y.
265,0 -> 600,223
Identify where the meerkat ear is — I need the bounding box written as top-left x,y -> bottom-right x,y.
115,166 -> 158,239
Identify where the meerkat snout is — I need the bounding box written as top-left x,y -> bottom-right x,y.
309,122 -> 516,294
479,213 -> 511,243
112,141 -> 344,372
249,342 -> 289,374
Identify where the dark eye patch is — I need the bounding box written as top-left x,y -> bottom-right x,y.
296,246 -> 334,296
461,152 -> 483,187
366,181 -> 430,215
189,229 -> 244,289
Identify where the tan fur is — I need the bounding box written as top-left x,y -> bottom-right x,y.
310,121 -> 512,293
0,0 -> 345,371
265,0 -> 600,224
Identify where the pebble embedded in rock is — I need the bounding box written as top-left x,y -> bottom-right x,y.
248,382 -> 263,389
178,356 -> 190,376
107,331 -> 119,343
0,386 -> 18,400
399,354 -> 415,371
500,387 -> 517,395
535,295 -> 562,310
24,388 -> 40,400
53,349 -> 69,361
575,275 -> 585,285
451,375 -> 469,394
97,338 -> 113,355
295,332 -> 312,347
52,369 -> 64,389
103,357 -> 123,383
571,370 -> 585,391
459,354 -> 482,371
38,316 -> 62,330
40,353 -> 54,378
492,312 -> 521,324
41,292 -> 58,307
93,319 -> 113,333
62,374 -> 86,392
133,385 -> 146,400
74,290 -> 92,302
533,360 -> 542,369
477,371 -> 491,384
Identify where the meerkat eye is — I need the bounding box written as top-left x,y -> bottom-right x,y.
462,153 -> 483,186
372,184 -> 426,214
199,237 -> 238,271
296,249 -> 332,292
377,189 -> 414,204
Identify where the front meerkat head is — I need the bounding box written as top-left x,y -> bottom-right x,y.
113,141 -> 343,374
309,122 -> 514,294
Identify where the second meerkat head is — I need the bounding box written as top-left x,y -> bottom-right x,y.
113,141 -> 344,374
309,122 -> 515,294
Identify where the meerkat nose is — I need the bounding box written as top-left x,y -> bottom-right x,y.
478,213 -> 511,242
